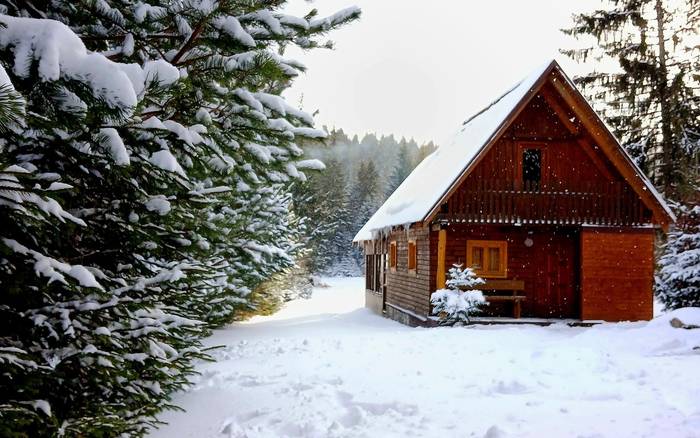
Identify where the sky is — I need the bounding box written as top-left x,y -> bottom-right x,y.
282,0 -> 599,146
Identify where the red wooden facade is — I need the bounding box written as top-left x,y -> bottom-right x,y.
360,61 -> 673,326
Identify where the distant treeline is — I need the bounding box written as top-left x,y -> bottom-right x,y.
293,128 -> 437,276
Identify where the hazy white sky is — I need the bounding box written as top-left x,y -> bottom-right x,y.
282,0 -> 599,145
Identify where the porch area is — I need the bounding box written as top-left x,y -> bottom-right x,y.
431,223 -> 655,322
433,224 -> 582,320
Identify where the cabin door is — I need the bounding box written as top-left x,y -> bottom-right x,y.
542,228 -> 579,318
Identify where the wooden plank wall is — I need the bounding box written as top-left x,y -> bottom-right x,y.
385,225 -> 432,318
429,224 -> 580,318
463,93 -> 609,186
442,91 -> 653,226
580,228 -> 655,321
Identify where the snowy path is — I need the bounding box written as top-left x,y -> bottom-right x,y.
151,278 -> 700,438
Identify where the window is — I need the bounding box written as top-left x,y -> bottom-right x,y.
407,241 -> 417,271
365,255 -> 375,290
389,242 -> 397,270
522,148 -> 542,189
466,240 -> 507,278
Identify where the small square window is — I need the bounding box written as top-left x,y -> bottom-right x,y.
466,240 -> 507,278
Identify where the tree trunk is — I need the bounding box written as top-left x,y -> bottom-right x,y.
654,0 -> 677,195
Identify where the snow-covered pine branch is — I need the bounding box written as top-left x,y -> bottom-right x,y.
0,1 -> 359,435
656,201 -> 700,309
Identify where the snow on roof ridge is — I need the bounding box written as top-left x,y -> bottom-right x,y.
461,81 -> 523,127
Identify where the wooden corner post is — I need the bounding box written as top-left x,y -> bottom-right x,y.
437,228 -> 447,289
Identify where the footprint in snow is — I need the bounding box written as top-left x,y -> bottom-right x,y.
490,379 -> 530,395
484,425 -> 508,438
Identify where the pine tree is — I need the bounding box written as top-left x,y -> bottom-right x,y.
347,160 -> 381,267
293,158 -> 350,274
562,0 -> 700,196
386,141 -> 415,196
417,141 -> 438,163
431,264 -> 486,325
656,199 -> 700,309
0,66 -> 23,129
0,2 -> 359,436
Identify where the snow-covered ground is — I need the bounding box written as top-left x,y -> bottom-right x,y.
151,278 -> 700,438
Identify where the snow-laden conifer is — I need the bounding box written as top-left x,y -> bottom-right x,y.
0,2 -> 359,435
656,201 -> 700,309
431,265 -> 487,325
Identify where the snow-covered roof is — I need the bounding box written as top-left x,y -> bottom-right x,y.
353,60 -> 675,242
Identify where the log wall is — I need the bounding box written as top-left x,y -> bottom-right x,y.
384,225 -> 432,319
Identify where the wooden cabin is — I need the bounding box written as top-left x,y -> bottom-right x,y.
353,60 -> 675,326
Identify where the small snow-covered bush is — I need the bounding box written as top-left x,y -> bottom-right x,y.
445,264 -> 486,290
431,265 -> 486,325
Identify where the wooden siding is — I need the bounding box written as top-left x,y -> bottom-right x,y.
580,228 -> 654,321
439,89 -> 654,227
385,225 -> 432,317
430,224 -> 579,318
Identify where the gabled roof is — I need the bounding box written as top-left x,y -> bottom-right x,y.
353,60 -> 675,242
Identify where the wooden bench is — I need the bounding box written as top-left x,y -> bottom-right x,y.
461,279 -> 526,318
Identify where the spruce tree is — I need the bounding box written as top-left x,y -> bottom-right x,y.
386,141 -> 415,197
0,66 -> 22,128
417,141 -> 438,163
656,199 -> 700,309
0,2 -> 359,436
293,158 -> 350,274
347,160 -> 381,267
562,0 -> 700,196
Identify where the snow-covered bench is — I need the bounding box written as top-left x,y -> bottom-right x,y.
461,279 -> 526,318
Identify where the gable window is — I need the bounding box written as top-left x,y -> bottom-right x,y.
407,240 -> 417,272
389,241 -> 397,270
522,148 -> 542,190
466,240 -> 507,278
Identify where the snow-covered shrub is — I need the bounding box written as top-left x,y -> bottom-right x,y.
0,2 -> 359,436
445,264 -> 486,290
431,265 -> 487,325
656,202 -> 700,309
